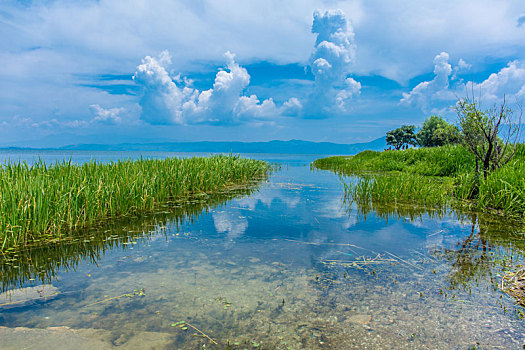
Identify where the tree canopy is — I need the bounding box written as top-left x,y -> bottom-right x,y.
386,125 -> 417,150
456,97 -> 521,177
417,115 -> 461,147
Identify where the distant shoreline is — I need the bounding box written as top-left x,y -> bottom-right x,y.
0,138 -> 386,155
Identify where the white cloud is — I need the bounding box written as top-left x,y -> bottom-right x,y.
401,53 -> 525,113
400,52 -> 455,111
133,9 -> 363,123
452,58 -> 471,80
335,77 -> 361,110
133,51 -> 292,125
89,104 -> 124,124
3,1 -> 525,86
457,58 -> 472,72
3,1 -> 525,144
307,9 -> 360,115
351,1 -> 525,82
311,9 -> 355,84
472,60 -> 525,103
281,97 -> 303,116
234,95 -> 277,120
132,50 -> 188,124
5,104 -> 128,130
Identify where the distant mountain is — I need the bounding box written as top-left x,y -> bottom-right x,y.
51,138 -> 387,155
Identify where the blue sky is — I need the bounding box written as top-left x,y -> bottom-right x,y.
1,0 -> 525,147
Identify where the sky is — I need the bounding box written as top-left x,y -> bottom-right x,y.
1,0 -> 525,147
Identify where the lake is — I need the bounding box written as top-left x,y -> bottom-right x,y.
0,151 -> 524,349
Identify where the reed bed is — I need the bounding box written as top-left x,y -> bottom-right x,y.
0,184 -> 260,292
343,174 -> 454,209
312,145 -> 475,177
0,155 -> 269,248
313,144 -> 525,220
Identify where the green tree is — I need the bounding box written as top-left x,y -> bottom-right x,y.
456,96 -> 522,178
386,125 -> 417,150
417,115 -> 461,147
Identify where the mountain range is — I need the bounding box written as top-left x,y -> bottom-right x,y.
2,138 -> 387,155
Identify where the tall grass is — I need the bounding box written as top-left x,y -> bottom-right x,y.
344,173 -> 454,208
0,184 -> 259,292
313,145 -> 475,177
0,155 -> 269,248
477,160 -> 525,217
314,145 -> 525,220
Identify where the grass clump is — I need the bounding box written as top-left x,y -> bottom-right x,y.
0,155 -> 269,249
313,144 -> 525,219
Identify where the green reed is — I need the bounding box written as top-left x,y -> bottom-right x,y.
343,173 -> 453,209
312,145 -> 475,177
0,184 -> 260,292
476,160 -> 525,217
314,144 -> 525,220
0,155 -> 269,248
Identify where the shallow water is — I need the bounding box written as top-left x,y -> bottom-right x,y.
0,152 -> 524,349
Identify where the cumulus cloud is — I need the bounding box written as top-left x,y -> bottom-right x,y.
133,51 -> 297,125
400,52 -> 456,111
89,104 -> 124,124
281,97 -> 303,116
457,58 -> 471,72
307,9 -> 360,115
132,9 -> 363,123
335,77 -> 361,110
471,60 -> 525,103
311,9 -> 355,84
401,52 -> 525,112
452,58 -> 471,80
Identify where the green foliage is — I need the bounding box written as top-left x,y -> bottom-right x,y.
417,115 -> 461,147
386,125 -> 417,150
0,155 -> 270,249
454,172 -> 480,200
313,144 -> 525,220
313,145 -> 475,177
456,97 -> 521,177
477,160 -> 525,217
344,174 -> 453,208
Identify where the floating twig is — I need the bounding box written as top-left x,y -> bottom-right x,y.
384,251 -> 423,270
84,288 -> 145,307
172,321 -> 218,345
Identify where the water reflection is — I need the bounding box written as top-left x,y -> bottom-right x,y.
0,185 -> 261,293
344,191 -> 525,298
212,210 -> 248,242
441,213 -> 525,291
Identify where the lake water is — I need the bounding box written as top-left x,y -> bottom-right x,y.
0,151 -> 524,349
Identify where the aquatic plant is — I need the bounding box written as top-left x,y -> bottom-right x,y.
313,144 -> 525,220
343,173 -> 453,209
313,145 -> 475,177
0,155 -> 269,249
